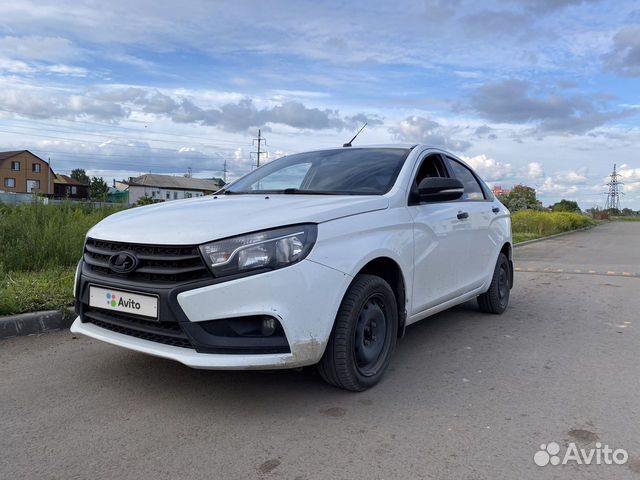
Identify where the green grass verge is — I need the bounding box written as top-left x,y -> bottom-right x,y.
610,216 -> 640,222
511,210 -> 595,242
513,232 -> 543,244
0,202 -> 125,316
0,266 -> 75,316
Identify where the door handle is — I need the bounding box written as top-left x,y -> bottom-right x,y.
457,211 -> 469,220
492,206 -> 500,213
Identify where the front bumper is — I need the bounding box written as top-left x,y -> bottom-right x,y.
71,259 -> 352,369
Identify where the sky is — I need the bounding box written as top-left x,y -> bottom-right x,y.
0,0 -> 639,208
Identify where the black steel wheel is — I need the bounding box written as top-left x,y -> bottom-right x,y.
477,253 -> 511,314
318,274 -> 398,391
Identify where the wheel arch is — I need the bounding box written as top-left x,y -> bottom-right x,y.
356,256 -> 407,338
500,241 -> 514,288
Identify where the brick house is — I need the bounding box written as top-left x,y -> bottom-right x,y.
0,150 -> 55,195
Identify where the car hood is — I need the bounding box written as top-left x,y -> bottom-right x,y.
88,194 -> 389,245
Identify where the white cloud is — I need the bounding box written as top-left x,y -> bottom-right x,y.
0,36 -> 80,61
554,168 -> 588,184
462,154 -> 513,182
526,161 -> 545,179
390,116 -> 471,151
618,165 -> 640,192
538,176 -> 580,195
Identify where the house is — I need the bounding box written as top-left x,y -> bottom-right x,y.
54,174 -> 90,199
125,174 -> 224,204
0,150 -> 55,195
492,185 -> 512,196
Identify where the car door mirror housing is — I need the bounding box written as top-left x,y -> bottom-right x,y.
417,178 -> 464,202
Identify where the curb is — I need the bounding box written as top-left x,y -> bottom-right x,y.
0,308 -> 76,340
514,225 -> 596,248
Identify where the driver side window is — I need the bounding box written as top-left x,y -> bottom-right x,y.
414,154 -> 448,187
409,154 -> 449,204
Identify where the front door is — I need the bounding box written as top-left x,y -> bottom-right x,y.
408,153 -> 468,315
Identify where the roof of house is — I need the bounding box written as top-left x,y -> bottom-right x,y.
126,174 -> 223,191
54,174 -> 88,186
0,150 -> 27,161
0,150 -> 55,176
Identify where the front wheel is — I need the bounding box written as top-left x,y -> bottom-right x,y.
318,274 -> 398,391
477,252 -> 511,314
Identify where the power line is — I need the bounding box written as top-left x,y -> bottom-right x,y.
251,129 -> 267,168
0,108 -> 248,146
0,126 -> 240,154
605,163 -> 624,211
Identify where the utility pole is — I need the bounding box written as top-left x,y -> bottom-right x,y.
252,129 -> 267,168
186,167 -> 193,178
223,159 -> 228,184
605,164 -> 624,211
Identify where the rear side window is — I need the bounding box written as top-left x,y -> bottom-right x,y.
446,157 -> 485,201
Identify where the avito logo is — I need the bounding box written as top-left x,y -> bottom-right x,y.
106,292 -> 142,310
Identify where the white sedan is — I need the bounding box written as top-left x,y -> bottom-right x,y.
71,145 -> 512,391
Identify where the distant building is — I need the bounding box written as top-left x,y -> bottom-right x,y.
124,174 -> 224,204
492,185 -> 512,196
54,174 -> 90,199
0,150 -> 55,195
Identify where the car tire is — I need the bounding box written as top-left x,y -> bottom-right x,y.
318,274 -> 398,391
477,252 -> 511,314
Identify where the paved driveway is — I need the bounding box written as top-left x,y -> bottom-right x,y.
2,222 -> 639,479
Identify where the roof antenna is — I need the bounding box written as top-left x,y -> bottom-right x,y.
343,123 -> 367,147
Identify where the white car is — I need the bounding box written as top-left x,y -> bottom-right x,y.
71,145 -> 512,391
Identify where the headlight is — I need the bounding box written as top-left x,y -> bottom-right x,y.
199,224 -> 317,277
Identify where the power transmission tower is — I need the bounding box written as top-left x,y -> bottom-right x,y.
604,164 -> 624,211
251,129 -> 267,168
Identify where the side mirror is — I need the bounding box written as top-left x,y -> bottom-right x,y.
417,177 -> 464,202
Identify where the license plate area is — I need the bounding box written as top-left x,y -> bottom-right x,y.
89,285 -> 159,320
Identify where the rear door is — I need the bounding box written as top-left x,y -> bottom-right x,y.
444,156 -> 495,291
408,153 -> 468,315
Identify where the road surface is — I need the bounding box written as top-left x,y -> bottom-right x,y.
2,221 -> 639,479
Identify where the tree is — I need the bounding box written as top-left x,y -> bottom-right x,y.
497,184 -> 541,212
89,176 -> 109,202
70,168 -> 90,185
551,199 -> 581,213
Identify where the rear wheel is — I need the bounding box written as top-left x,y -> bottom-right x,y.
477,253 -> 510,314
318,274 -> 398,391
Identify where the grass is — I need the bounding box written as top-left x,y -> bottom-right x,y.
0,202 -> 124,316
511,210 -> 596,244
0,267 -> 75,316
610,216 -> 640,222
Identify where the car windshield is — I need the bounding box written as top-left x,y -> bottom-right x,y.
226,148 -> 411,195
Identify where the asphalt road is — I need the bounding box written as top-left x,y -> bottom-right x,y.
2,222 -> 640,479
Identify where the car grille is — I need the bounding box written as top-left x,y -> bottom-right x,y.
83,308 -> 193,349
83,237 -> 210,284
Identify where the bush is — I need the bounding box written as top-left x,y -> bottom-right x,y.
511,210 -> 594,238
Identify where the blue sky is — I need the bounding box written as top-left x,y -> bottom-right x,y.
0,0 -> 639,207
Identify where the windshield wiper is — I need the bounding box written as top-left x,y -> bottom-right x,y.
281,188 -> 344,195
